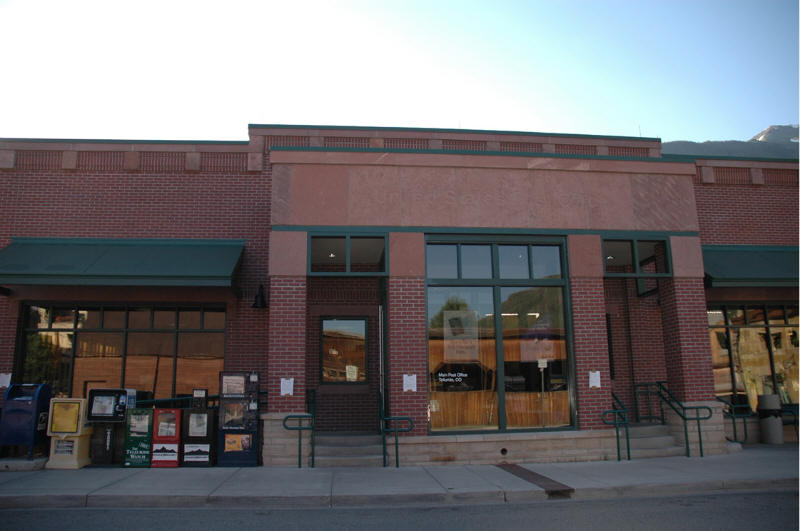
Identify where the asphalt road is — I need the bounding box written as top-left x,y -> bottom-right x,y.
1,490 -> 796,531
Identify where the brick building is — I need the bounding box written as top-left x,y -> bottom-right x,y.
0,125 -> 796,465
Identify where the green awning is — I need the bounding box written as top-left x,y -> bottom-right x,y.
703,245 -> 798,287
0,238 -> 245,287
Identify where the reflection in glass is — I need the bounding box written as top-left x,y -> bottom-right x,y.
604,240 -> 633,273
154,310 -> 176,329
350,237 -> 386,272
322,320 -> 366,383
52,309 -> 75,329
426,245 -> 457,278
498,245 -> 529,279
179,310 -> 202,329
203,310 -> 225,330
103,310 -> 126,329
22,332 -> 72,396
128,309 -> 151,329
501,287 -> 568,428
25,306 -> 51,329
461,245 -> 492,279
709,327 -> 733,397
310,236 -> 346,272
532,246 -> 561,279
637,240 -> 668,273
707,309 -> 725,327
428,287 -> 497,430
773,314 -> 799,404
176,333 -> 225,395
125,332 -> 174,398
731,327 -> 773,410
77,309 -> 101,329
74,332 -> 123,397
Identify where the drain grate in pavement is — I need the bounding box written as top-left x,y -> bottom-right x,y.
496,463 -> 575,499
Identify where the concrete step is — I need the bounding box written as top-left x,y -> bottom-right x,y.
313,432 -> 384,467
313,455 -> 385,468
629,435 -> 679,450
628,424 -> 671,438
314,433 -> 382,447
630,445 -> 687,459
315,444 -> 383,457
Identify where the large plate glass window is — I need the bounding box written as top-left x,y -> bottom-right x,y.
708,303 -> 799,411
426,238 -> 569,432
15,304 -> 226,399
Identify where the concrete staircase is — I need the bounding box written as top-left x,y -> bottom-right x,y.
314,432 -> 384,467
627,423 -> 686,458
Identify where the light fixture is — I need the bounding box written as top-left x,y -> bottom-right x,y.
252,284 -> 267,309
328,252 -> 336,259
606,255 -> 614,261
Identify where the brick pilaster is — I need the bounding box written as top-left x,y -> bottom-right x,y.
267,276 -> 307,412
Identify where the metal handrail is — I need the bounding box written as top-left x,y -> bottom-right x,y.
601,392 -> 631,461
281,389 -> 316,468
378,390 -> 415,467
716,395 -> 751,443
634,381 -> 713,457
136,390 -> 269,409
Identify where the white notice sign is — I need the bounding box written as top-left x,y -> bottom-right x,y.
589,371 -> 601,388
403,374 -> 417,392
280,378 -> 294,396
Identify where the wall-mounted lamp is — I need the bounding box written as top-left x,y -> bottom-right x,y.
252,284 -> 268,309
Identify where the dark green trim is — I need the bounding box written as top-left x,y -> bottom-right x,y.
269,145 -> 668,162
702,245 -> 799,288
275,225 -> 700,239
662,153 -> 799,163
250,123 -> 661,142
0,238 -> 245,288
0,138 -> 248,145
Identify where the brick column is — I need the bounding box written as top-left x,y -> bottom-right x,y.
386,233 -> 428,435
266,231 -> 308,413
568,235 -> 612,429
661,237 -> 714,401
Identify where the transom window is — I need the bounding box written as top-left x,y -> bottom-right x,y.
17,304 -> 225,399
426,242 -> 562,281
309,235 -> 387,275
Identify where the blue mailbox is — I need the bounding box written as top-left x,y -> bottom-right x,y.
0,383 -> 52,458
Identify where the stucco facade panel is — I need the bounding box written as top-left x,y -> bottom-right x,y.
275,164 -> 700,232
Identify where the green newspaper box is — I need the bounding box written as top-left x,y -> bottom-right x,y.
124,408 -> 153,467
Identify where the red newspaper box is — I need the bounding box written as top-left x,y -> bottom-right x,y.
151,408 -> 181,468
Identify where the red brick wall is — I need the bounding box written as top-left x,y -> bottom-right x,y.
0,150 -> 271,399
306,277 -> 382,432
387,277 -> 428,435
267,276 -> 307,412
569,277 -> 612,429
660,278 -> 715,402
605,279 -> 634,408
694,181 -> 798,245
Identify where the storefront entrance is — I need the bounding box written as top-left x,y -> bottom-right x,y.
305,278 -> 384,433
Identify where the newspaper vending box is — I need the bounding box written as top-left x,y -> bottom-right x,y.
45,397 -> 92,469
151,408 -> 181,468
124,408 -> 153,467
217,371 -> 259,467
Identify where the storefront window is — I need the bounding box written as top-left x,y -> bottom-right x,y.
501,287 -> 568,428
709,304 -> 799,410
16,304 -> 226,398
427,238 -> 570,432
428,287 -> 497,430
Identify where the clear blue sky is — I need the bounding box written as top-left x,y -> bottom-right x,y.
0,0 -> 796,142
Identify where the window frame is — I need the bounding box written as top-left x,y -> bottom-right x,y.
14,302 -> 226,399
425,234 -> 575,433
319,316 -> 369,385
308,233 -> 388,276
602,238 -> 673,278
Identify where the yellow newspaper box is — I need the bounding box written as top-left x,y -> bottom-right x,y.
46,398 -> 93,469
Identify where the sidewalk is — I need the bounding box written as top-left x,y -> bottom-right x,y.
0,444 -> 796,509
